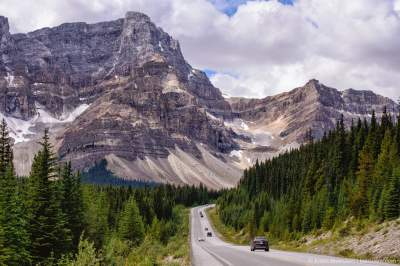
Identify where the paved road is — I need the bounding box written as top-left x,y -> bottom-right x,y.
191,205 -> 396,266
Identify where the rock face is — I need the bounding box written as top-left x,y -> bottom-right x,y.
228,79 -> 397,145
0,12 -> 239,188
0,13 -> 397,188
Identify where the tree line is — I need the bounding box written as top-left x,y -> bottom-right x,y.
217,108 -> 400,240
0,121 -> 218,265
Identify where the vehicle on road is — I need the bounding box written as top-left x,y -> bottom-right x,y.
199,211 -> 204,218
250,236 -> 269,252
205,227 -> 208,231
207,232 -> 212,237
198,237 -> 205,242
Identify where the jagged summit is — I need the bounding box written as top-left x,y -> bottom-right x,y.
0,13 -> 397,188
125,11 -> 151,21
0,13 -> 238,188
0,16 -> 9,33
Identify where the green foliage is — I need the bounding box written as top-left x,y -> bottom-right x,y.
0,120 -> 30,265
61,162 -> 84,250
218,108 -> 400,241
0,121 -> 215,264
68,237 -> 101,266
117,196 -> 145,245
383,175 -> 400,220
26,129 -> 72,263
0,166 -> 31,265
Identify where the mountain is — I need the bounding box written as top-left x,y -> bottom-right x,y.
0,13 -> 397,188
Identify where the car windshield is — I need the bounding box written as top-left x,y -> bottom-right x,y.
255,237 -> 266,240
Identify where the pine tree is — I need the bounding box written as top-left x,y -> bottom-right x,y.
117,196 -> 145,246
0,161 -> 31,264
26,129 -> 71,263
353,135 -> 375,217
383,175 -> 400,220
0,120 -> 31,265
0,119 -> 12,175
322,207 -> 335,230
61,162 -> 84,250
83,187 -> 109,248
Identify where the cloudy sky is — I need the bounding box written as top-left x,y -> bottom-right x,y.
1,0 -> 399,99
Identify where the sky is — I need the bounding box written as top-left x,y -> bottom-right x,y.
0,0 -> 399,100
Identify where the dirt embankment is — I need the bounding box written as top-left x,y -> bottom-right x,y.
280,218 -> 400,264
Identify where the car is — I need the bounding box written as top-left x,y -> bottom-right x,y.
199,211 -> 204,218
205,227 -> 208,231
250,236 -> 269,252
198,237 -> 205,242
207,232 -> 212,237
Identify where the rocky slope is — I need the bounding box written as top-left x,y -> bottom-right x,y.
1,12 -> 240,188
223,79 -> 397,168
0,12 -> 397,188
229,79 -> 397,143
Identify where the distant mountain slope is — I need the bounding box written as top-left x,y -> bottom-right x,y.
0,13 -> 397,188
229,79 -> 397,143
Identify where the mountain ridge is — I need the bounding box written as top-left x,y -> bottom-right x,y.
0,12 -> 397,188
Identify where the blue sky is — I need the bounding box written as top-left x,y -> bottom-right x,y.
205,0 -> 295,79
210,0 -> 293,16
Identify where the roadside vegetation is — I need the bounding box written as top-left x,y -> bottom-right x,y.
215,109 -> 400,262
206,207 -> 249,245
0,120 -> 218,265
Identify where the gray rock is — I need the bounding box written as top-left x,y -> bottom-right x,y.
1,12 -> 397,187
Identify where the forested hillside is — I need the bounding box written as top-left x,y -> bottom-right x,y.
218,108 -> 400,240
0,122 -> 217,265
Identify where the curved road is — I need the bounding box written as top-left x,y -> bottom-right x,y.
191,205 -> 396,266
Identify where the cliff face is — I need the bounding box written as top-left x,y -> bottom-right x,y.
0,12 -> 240,188
229,79 -> 397,144
1,13 -> 397,188
0,12 -> 230,118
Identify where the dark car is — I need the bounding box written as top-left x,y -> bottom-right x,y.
207,232 -> 212,237
250,236 -> 269,252
199,211 -> 204,218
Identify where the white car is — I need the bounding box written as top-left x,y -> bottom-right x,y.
198,237 -> 205,242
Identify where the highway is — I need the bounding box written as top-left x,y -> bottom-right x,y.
190,205 -> 396,266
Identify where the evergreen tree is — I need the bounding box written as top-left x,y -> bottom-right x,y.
26,129 -> 71,263
0,139 -> 30,264
217,111 -> 400,241
353,135 -> 375,217
383,174 -> 400,220
0,162 -> 30,265
0,119 -> 12,175
117,196 -> 145,246
61,162 -> 84,250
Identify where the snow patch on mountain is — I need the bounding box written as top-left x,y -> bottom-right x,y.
60,104 -> 90,122
1,103 -> 90,143
0,113 -> 35,143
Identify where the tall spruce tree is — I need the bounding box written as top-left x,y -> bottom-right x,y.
117,196 -> 145,246
61,162 -> 84,250
353,134 -> 375,217
26,129 -> 71,263
0,120 -> 30,265
382,174 -> 400,220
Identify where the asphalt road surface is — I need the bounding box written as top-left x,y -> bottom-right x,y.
191,205 -> 396,266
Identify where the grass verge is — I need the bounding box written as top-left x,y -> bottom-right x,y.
206,207 -> 400,264
206,207 -> 249,245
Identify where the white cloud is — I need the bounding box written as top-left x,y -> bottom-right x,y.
0,0 -> 399,100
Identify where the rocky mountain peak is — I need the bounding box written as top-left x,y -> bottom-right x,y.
125,11 -> 151,22
304,78 -> 320,88
2,12 -> 398,188
0,16 -> 10,47
0,16 -> 9,35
